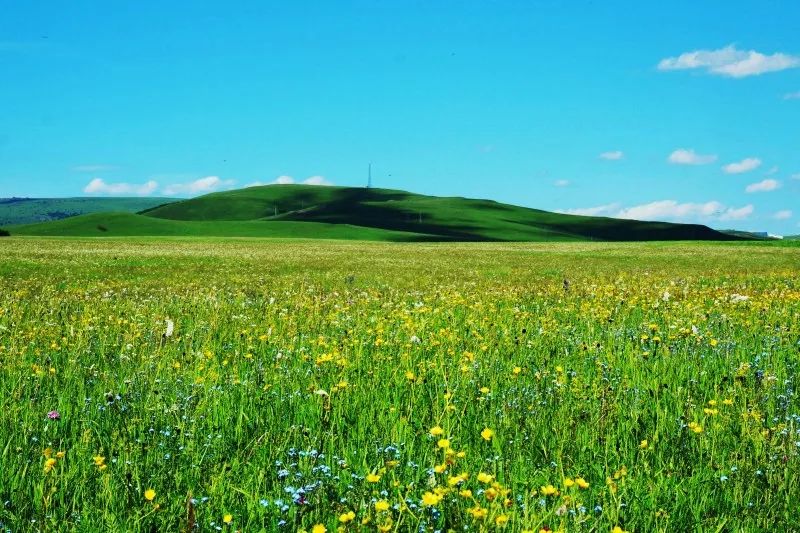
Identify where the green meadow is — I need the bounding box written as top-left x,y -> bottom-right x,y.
1,238 -> 798,532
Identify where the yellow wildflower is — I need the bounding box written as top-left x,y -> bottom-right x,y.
374,500 -> 390,512
421,491 -> 442,506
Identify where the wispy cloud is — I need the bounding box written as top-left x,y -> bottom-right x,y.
667,148 -> 717,165
658,45 -> 800,78
72,164 -> 119,173
792,173 -> 800,181
560,200 -> 753,222
773,210 -> 792,220
745,178 -> 780,193
723,157 -> 762,174
161,176 -> 236,196
553,179 -> 570,187
784,91 -> 800,100
84,178 -> 158,196
599,150 -> 624,160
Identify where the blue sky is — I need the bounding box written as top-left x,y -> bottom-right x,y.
1,1 -> 798,234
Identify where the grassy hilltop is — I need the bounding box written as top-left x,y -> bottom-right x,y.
9,185 -> 744,241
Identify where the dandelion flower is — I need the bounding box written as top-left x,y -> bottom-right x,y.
374,500 -> 390,512
44,458 -> 57,473
481,428 -> 495,441
312,525 -> 326,533
429,426 -> 444,436
366,473 -> 381,483
144,489 -> 156,501
338,511 -> 355,523
437,438 -> 450,449
223,514 -> 233,525
421,491 -> 442,506
540,484 -> 558,496
469,506 -> 488,519
477,472 -> 494,484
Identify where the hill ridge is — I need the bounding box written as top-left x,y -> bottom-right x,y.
7,185 -> 746,242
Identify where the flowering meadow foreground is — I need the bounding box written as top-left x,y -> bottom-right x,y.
1,238 -> 799,532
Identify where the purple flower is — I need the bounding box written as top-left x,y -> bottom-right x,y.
47,410 -> 60,420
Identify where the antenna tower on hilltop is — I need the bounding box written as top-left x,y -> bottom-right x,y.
367,163 -> 372,188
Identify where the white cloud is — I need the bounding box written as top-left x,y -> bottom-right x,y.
246,175 -> 334,187
617,200 -> 721,220
658,45 -> 800,78
717,204 -> 754,221
302,175 -> 333,186
553,179 -> 570,187
765,165 -> 779,175
161,176 -> 236,196
73,164 -> 119,172
558,203 -> 621,217
560,200 -> 753,223
783,91 -> 800,100
745,178 -> 780,192
668,148 -> 717,165
599,150 -> 624,160
84,178 -> 158,196
773,210 -> 792,220
723,157 -> 761,174
791,173 -> 800,181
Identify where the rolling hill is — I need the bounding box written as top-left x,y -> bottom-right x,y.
8,185 -> 746,242
0,197 -> 173,226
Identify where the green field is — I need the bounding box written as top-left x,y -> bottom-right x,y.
1,238 -> 798,532
7,185 -> 744,242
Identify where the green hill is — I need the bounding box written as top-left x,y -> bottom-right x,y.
8,185 -> 746,242
0,197 -> 173,226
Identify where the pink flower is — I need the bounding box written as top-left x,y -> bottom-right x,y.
47,410 -> 60,420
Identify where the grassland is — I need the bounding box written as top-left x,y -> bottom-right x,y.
7,185 -> 742,242
1,238 -> 798,532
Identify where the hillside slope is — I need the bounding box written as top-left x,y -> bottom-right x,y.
0,197 -> 173,226
142,185 -> 742,242
9,212 -> 433,241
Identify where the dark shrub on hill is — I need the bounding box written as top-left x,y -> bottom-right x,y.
0,228 -> 10,237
